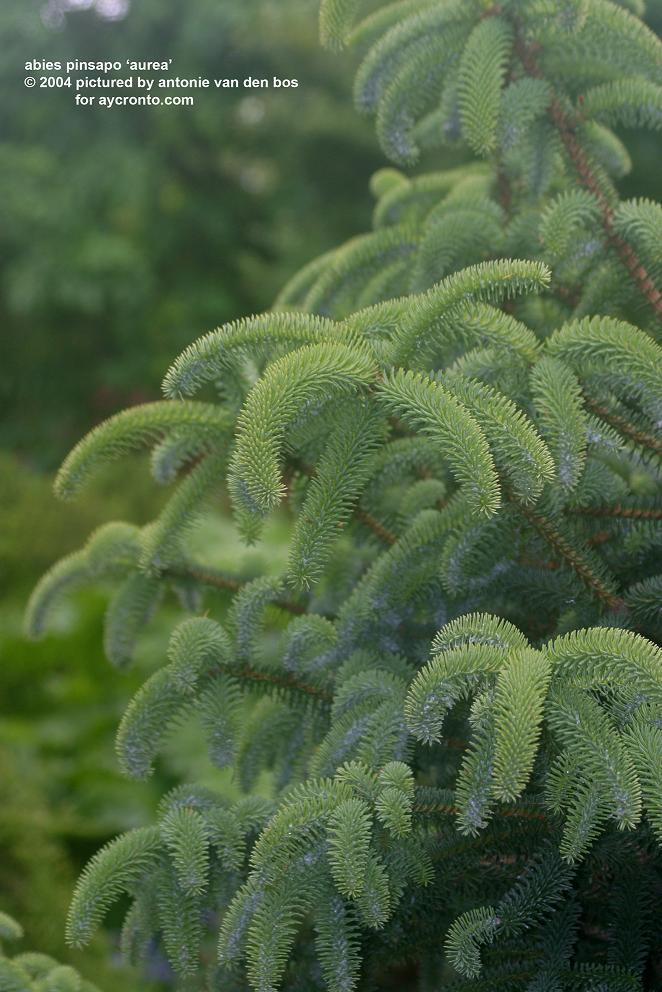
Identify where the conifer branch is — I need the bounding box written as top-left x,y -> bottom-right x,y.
355,508 -> 398,545
294,458 -> 398,545
582,394 -> 662,457
213,662 -> 333,704
512,498 -> 624,612
414,800 -> 548,826
164,564 -> 310,616
30,2 -> 662,985
571,504 -> 662,521
512,24 -> 662,321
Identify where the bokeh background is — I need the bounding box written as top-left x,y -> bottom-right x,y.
3,0 -> 662,987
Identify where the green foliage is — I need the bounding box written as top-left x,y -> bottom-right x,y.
377,368 -> 501,516
320,0 -> 362,49
458,17 -> 514,156
446,848 -> 574,980
530,356 -> 588,497
25,0 -> 662,989
327,796 -> 373,896
3,0 -> 381,466
227,340 -> 378,527
0,913 -> 100,992
67,827 -> 163,948
288,402 -> 385,587
55,403 -> 233,501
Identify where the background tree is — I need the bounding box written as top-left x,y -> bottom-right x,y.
1,0 -> 380,463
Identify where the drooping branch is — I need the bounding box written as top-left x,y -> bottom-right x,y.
292,457 -> 399,546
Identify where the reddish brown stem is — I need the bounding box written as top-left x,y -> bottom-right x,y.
583,394 -> 662,456
355,508 -> 398,545
572,505 -> 662,521
165,564 -> 309,616
586,530 -> 613,548
515,500 -> 624,611
215,662 -> 332,703
414,801 -> 548,825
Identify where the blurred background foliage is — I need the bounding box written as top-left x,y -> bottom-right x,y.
3,0 -> 662,988
2,0 -> 381,463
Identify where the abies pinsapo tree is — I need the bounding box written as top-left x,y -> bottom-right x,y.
26,0 -> 662,989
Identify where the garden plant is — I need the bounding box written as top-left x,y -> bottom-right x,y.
26,0 -> 662,988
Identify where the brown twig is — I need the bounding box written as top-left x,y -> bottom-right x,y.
216,663 -> 332,704
414,801 -> 548,825
571,504 -> 662,521
165,564 -> 310,616
586,530 -> 613,548
583,394 -> 662,457
355,508 -> 398,545
514,499 -> 624,611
